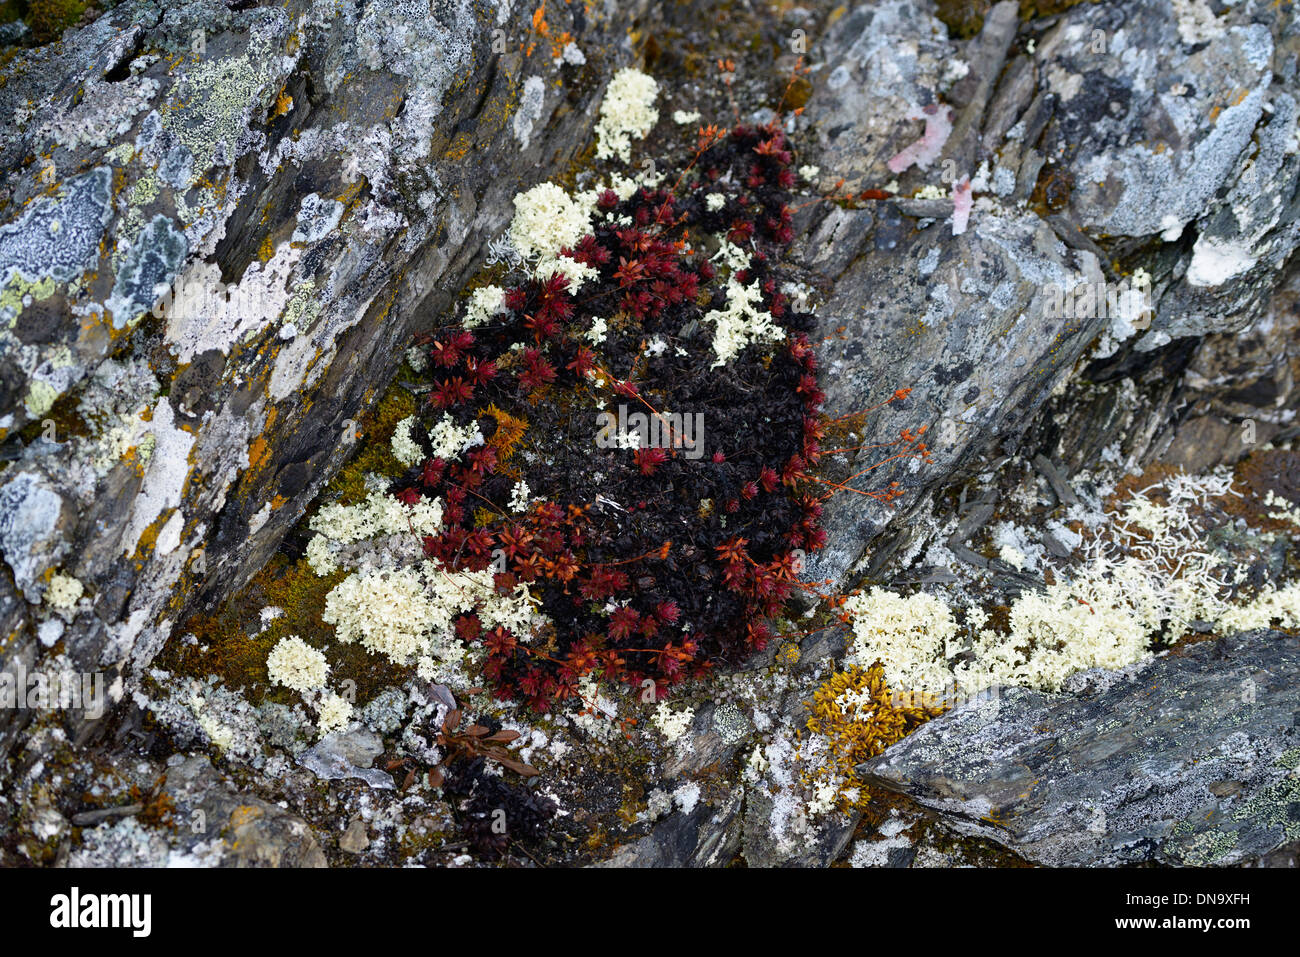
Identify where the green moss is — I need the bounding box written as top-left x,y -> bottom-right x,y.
159,553 -> 412,707
24,0 -> 87,44
322,380 -> 416,505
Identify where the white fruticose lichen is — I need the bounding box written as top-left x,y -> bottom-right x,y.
843,588 -> 963,696
306,490 -> 444,576
390,415 -> 424,467
1265,489 -> 1300,527
324,566 -> 450,665
508,182 -> 593,262
428,412 -> 483,460
843,469 -> 1293,696
266,635 -> 329,693
1215,582 -> 1300,634
998,543 -> 1027,570
584,316 -> 608,345
651,700 -> 695,743
594,67 -> 660,164
462,285 -> 507,328
535,254 -> 600,293
311,490 -> 444,545
44,572 -> 84,610
322,560 -> 542,669
956,573 -> 1157,693
509,479 -> 533,513
704,276 -> 787,368
315,690 -> 354,736
305,533 -> 339,576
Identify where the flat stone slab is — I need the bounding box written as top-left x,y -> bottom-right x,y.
860,629 -> 1300,866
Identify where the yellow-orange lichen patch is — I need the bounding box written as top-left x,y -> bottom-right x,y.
803,664 -> 947,809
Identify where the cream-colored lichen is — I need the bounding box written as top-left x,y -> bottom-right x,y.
463,285 -> 507,328
306,490 -> 445,575
508,182 -> 592,262
650,700 -> 696,743
842,470 -> 1296,696
704,276 -> 786,368
44,573 -> 84,610
390,415 -> 423,467
428,412 -> 483,461
266,635 -> 329,693
1215,583 -> 1300,634
593,67 -> 660,164
315,690 -> 354,735
1264,489 -> 1300,528
321,560 -> 542,668
843,588 -> 962,695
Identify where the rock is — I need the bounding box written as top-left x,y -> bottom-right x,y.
299,728 -> 393,789
860,629 -> 1300,867
597,787 -> 744,868
1035,0 -> 1299,351
163,754 -> 328,867
70,803 -> 144,827
741,787 -> 860,868
338,816 -> 369,854
4,0 -> 1299,871
843,799 -> 1028,868
67,753 -> 326,866
795,0 -> 1300,591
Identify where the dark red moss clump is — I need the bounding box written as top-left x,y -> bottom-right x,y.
396,122 -> 833,712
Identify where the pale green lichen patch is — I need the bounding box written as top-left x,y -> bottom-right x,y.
1171,827 -> 1237,866
161,54 -> 274,176
24,379 -> 60,418
1,273 -> 58,328
1231,775 -> 1300,844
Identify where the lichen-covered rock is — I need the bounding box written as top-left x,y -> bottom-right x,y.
67,754 -> 327,867
1032,0 -> 1300,351
860,629 -> 1300,867
795,0 -> 1300,590
596,786 -> 744,868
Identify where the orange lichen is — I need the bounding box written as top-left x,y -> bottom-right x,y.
803,664 -> 947,809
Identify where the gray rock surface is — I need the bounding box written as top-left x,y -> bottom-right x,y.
597,787 -> 745,868
67,754 -> 326,866
797,0 -> 1300,590
860,629 -> 1300,867
299,727 -> 394,789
